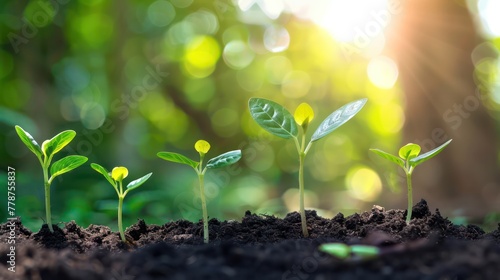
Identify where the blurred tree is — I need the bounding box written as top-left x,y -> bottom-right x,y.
389,0 -> 500,218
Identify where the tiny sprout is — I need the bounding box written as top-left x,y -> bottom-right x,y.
319,243 -> 380,261
370,139 -> 452,223
15,125 -> 88,232
91,163 -> 152,242
157,140 -> 241,243
248,98 -> 367,237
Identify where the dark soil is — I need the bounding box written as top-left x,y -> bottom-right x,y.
1,199 -> 500,279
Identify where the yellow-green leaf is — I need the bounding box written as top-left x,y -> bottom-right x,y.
398,143 -> 421,161
42,130 -> 76,159
15,125 -> 43,160
112,166 -> 129,181
294,103 -> 314,127
195,140 -> 211,154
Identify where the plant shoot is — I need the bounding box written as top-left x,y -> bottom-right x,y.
370,139 -> 452,223
15,125 -> 88,232
157,140 -> 241,243
248,98 -> 367,237
91,164 -> 152,242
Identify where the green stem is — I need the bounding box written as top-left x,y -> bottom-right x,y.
299,152 -> 309,237
406,172 -> 413,223
118,194 -> 125,242
43,166 -> 53,232
198,173 -> 209,243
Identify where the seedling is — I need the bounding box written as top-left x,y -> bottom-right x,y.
15,125 -> 88,232
157,140 -> 241,243
319,243 -> 380,261
370,139 -> 452,223
91,164 -> 152,242
248,98 -> 367,237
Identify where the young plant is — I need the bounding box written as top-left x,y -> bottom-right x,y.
370,139 -> 452,223
157,140 -> 241,243
15,125 -> 88,232
91,164 -> 152,242
248,98 -> 367,237
319,243 -> 380,261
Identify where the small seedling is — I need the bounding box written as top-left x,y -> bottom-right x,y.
15,125 -> 88,232
370,139 -> 452,223
319,243 -> 380,261
157,140 -> 241,243
91,164 -> 152,242
248,98 -> 367,237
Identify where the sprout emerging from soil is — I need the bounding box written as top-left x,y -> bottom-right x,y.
157,140 -> 242,243
15,125 -> 88,232
370,139 -> 452,223
91,164 -> 152,242
248,98 -> 367,237
319,243 -> 380,261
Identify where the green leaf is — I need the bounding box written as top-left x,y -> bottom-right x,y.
319,243 -> 351,260
350,245 -> 380,259
409,139 -> 452,167
42,130 -> 76,158
15,125 -> 43,160
398,143 -> 421,161
207,150 -> 242,169
311,98 -> 367,142
248,98 -> 298,139
370,148 -> 405,168
90,163 -> 115,186
50,155 -> 88,180
126,172 -> 153,192
157,152 -> 199,169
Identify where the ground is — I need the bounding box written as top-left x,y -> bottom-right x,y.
1,200 -> 500,279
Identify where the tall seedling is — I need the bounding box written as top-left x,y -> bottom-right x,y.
248,98 -> 367,237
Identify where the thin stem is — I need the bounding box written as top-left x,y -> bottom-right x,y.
118,194 -> 125,242
42,165 -> 53,232
298,152 -> 309,237
198,173 -> 209,243
406,172 -> 413,223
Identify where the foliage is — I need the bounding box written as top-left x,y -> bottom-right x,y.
249,98 -> 366,236
319,243 -> 380,260
157,140 -> 241,243
14,125 -> 88,232
370,139 -> 452,222
91,163 -> 152,242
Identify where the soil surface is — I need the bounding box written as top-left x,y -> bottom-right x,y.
1,199 -> 500,279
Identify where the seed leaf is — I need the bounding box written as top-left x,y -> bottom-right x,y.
248,98 -> 298,139
311,98 -> 367,142
370,148 -> 405,168
126,172 -> 153,192
409,139 -> 452,167
398,143 -> 421,161
15,125 -> 43,160
350,245 -> 380,259
207,150 -> 242,169
91,163 -> 115,186
157,152 -> 199,169
319,243 -> 351,260
50,155 -> 88,180
42,130 -> 76,159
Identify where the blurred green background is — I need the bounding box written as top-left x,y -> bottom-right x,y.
1,0 -> 499,232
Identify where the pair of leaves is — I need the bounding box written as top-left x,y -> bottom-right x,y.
91,163 -> 152,193
319,243 -> 380,260
248,98 -> 367,142
157,150 -> 242,170
15,125 -> 87,180
370,139 -> 452,170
